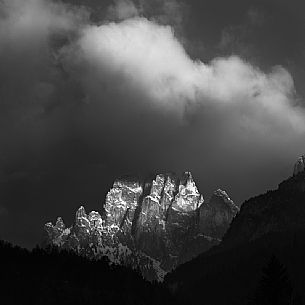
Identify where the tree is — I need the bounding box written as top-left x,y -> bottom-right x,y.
252,255 -> 293,305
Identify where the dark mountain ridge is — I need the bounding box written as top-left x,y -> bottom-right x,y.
165,156 -> 305,305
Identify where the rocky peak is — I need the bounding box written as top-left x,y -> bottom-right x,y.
199,189 -> 239,239
104,179 -> 142,230
151,174 -> 166,198
210,189 -> 239,214
55,217 -> 65,230
279,155 -> 305,192
75,206 -> 90,227
76,205 -> 87,219
44,216 -> 70,247
171,171 -> 203,212
44,172 -> 236,281
88,211 -> 103,229
181,171 -> 193,184
293,155 -> 305,176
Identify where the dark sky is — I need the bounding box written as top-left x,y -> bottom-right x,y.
0,0 -> 305,248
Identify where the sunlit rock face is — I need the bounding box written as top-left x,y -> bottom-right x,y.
171,172 -> 203,212
45,217 -> 70,247
44,172 -> 238,281
105,180 -> 142,231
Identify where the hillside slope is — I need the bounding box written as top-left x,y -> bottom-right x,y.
166,160 -> 305,305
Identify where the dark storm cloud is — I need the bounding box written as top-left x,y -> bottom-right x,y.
0,0 -> 305,247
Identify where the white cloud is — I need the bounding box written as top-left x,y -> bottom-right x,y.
0,0 -> 86,47
68,16 -> 305,135
1,0 -> 305,206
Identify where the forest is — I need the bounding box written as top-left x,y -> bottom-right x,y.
0,240 -> 177,305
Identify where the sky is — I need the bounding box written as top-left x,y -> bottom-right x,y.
0,0 -> 305,247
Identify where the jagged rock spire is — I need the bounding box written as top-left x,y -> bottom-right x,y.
293,155 -> 305,176
75,205 -> 90,232
171,171 -> 204,212
44,172 -> 237,281
55,217 -> 65,230
76,205 -> 87,219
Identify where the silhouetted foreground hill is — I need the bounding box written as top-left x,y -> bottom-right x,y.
0,240 -> 178,305
165,171 -> 305,305
166,230 -> 305,305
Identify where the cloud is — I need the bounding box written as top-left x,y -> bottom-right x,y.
0,0 -> 305,246
1,0 -> 304,182
60,12 -> 305,196
66,17 -> 305,133
0,0 -> 88,121
0,0 -> 86,45
106,0 -> 140,21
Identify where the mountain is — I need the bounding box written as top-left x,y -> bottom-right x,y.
221,154 -> 305,248
44,172 -> 238,281
165,156 -> 305,305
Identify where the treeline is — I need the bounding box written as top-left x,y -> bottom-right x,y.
0,240 -> 178,305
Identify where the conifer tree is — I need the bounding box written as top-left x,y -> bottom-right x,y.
252,255 -> 293,305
